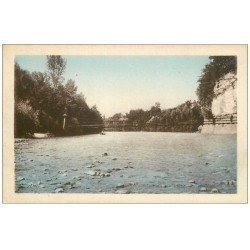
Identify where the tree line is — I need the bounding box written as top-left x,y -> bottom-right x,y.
15,56 -> 103,137
107,101 -> 203,132
107,56 -> 237,132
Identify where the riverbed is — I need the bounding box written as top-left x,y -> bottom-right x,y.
15,132 -> 237,194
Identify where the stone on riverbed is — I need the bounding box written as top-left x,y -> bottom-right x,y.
188,180 -> 196,183
115,189 -> 131,194
112,158 -> 117,160
223,180 -> 236,185
199,187 -> 207,192
105,173 -> 110,177
17,177 -> 25,181
113,168 -> 121,171
116,183 -> 125,188
102,153 -> 108,156
85,170 -> 97,176
73,175 -> 84,180
211,188 -> 219,193
55,188 -> 64,193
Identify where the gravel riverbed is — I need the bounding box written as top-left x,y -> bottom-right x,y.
15,132 -> 237,194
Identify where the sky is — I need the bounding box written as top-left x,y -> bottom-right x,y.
15,55 -> 209,117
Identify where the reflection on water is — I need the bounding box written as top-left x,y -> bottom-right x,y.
15,132 -> 237,194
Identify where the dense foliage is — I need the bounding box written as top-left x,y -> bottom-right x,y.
196,56 -> 237,117
107,101 -> 203,132
15,56 -> 103,137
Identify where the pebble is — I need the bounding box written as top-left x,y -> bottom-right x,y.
115,189 -> 131,194
161,184 -> 167,188
211,188 -> 219,193
50,182 -> 60,185
112,158 -> 117,160
229,180 -> 236,185
86,171 -> 97,176
40,184 -> 45,188
116,184 -> 125,188
188,180 -> 196,183
199,187 -> 207,192
124,166 -> 129,169
105,173 -> 110,177
102,153 -> 108,156
17,177 -> 25,181
55,188 -> 64,193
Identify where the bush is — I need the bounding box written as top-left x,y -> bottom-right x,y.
15,101 -> 39,137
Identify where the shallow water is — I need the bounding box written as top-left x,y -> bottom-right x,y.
15,132 -> 237,194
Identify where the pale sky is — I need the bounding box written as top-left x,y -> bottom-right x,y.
15,55 -> 209,117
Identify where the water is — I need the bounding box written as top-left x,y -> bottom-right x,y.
15,132 -> 237,194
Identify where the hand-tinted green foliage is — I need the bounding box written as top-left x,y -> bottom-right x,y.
108,101 -> 203,132
196,56 -> 237,117
15,57 -> 103,137
46,55 -> 66,87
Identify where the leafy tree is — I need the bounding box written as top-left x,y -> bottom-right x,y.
14,56 -> 103,137
46,55 -> 66,87
196,56 -> 237,117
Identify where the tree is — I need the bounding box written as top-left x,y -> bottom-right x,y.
150,102 -> 161,116
46,55 -> 66,87
14,58 -> 103,137
196,56 -> 237,117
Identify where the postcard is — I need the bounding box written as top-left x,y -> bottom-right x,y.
2,44 -> 248,203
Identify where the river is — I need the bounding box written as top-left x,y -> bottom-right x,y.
15,132 -> 237,194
